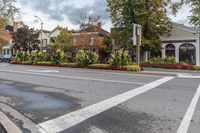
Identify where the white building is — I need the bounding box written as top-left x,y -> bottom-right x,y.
161,23 -> 200,65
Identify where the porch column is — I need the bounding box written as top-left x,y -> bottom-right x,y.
175,44 -> 179,63
5,49 -> 8,55
9,49 -> 11,55
162,44 -> 166,59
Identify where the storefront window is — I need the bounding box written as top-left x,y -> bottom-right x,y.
179,43 -> 196,65
165,44 -> 175,57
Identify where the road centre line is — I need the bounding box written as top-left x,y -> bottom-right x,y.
176,83 -> 200,133
38,77 -> 174,133
0,70 -> 147,85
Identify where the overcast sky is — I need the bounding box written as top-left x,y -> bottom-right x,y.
15,0 -> 192,31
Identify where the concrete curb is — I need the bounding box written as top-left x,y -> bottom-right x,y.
139,71 -> 178,77
0,103 -> 45,133
0,112 -> 22,133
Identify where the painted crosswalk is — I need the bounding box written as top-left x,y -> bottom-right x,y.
38,77 -> 174,133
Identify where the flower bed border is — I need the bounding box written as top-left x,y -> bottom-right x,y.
140,63 -> 194,70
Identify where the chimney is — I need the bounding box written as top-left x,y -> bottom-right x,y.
97,22 -> 101,32
13,22 -> 18,32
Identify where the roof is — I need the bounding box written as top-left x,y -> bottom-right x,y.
42,30 -> 50,33
172,22 -> 200,33
50,26 -> 63,34
77,25 -> 110,36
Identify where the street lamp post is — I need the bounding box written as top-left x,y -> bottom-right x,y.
34,15 -> 43,51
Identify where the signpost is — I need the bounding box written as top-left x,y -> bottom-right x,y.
133,24 -> 142,66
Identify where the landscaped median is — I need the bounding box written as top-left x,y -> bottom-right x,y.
10,61 -> 142,72
10,50 -> 142,72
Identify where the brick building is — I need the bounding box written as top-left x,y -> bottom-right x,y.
72,23 -> 109,52
1,22 -> 25,55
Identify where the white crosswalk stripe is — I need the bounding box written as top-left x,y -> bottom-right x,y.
38,77 -> 174,133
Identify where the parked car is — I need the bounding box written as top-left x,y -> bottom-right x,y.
0,54 -> 14,63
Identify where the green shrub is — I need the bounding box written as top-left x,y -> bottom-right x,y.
163,56 -> 176,64
51,51 -> 61,65
126,65 -> 140,72
36,62 -> 52,65
178,61 -> 188,65
76,50 -> 99,67
147,56 -> 176,65
66,63 -> 78,68
193,66 -> 200,70
60,51 -> 67,63
42,52 -> 51,62
109,51 -> 131,67
89,64 -> 111,69
15,52 -> 23,61
21,61 -> 31,65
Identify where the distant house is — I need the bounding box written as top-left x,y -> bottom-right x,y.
1,21 -> 25,55
161,22 -> 200,65
39,30 -> 51,48
72,22 -> 109,53
49,25 -> 64,45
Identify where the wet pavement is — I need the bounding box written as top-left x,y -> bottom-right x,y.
0,123 -> 7,133
0,64 -> 199,133
61,78 -> 200,133
0,80 -> 80,126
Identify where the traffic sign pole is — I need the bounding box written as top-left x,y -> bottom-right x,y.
133,24 -> 142,66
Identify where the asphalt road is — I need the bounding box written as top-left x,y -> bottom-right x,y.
0,63 -> 199,133
0,123 -> 7,133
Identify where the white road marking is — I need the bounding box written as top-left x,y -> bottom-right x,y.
27,69 -> 60,73
89,126 -> 108,133
0,70 -> 146,85
178,73 -> 200,79
0,63 -> 9,67
176,83 -> 200,133
38,77 -> 174,133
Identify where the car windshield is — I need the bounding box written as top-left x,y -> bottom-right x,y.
3,55 -> 12,58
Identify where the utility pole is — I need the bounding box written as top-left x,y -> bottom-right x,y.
34,15 -> 43,51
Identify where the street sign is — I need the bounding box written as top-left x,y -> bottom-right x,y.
133,24 -> 137,46
132,24 -> 142,46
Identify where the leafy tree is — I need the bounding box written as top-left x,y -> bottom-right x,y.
102,35 -> 112,53
12,25 -> 40,51
79,13 -> 102,29
0,37 -> 9,54
0,0 -> 18,29
55,29 -> 74,53
107,0 -> 182,55
185,0 -> 200,28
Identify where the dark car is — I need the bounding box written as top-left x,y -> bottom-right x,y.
0,54 -> 13,63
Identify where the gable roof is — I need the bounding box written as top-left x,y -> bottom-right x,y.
172,22 -> 200,33
42,30 -> 50,33
77,25 -> 109,36
50,25 -> 63,34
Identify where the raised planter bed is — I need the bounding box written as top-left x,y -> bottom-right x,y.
141,63 -> 194,70
10,61 -> 143,72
